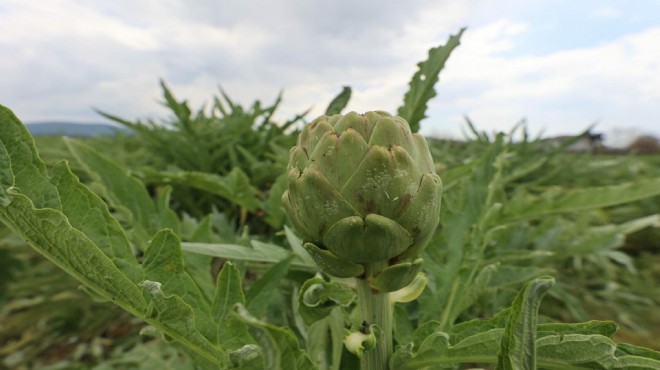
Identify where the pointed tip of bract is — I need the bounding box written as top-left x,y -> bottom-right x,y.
287,146 -> 308,172
368,115 -> 415,154
333,112 -> 377,143
298,116 -> 335,152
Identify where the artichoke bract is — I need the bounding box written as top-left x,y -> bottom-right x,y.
282,111 -> 442,291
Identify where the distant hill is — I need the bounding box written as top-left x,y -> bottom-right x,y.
25,122 -> 130,137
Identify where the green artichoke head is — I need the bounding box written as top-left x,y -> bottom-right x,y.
282,111 -> 442,289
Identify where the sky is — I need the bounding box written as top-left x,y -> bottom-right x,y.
1,0 -> 659,146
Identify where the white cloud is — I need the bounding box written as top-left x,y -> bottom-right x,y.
422,22 -> 660,142
0,0 -> 658,146
0,1 -> 159,50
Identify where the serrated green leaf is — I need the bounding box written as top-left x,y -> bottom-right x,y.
389,329 -> 451,369
392,308 -> 658,370
325,86 -> 352,115
154,186 -> 182,234
496,276 -> 555,370
213,261 -> 257,355
143,229 -> 216,342
64,137 -> 156,239
393,327 -> 657,370
49,161 -> 143,282
397,28 -> 465,132
297,277 -> 356,325
235,304 -> 318,370
0,105 -> 145,304
1,106 -> 230,367
228,344 -> 264,370
0,192 -> 148,314
140,280 -> 227,366
0,105 -> 60,208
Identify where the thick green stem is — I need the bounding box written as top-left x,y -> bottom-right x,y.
356,263 -> 393,370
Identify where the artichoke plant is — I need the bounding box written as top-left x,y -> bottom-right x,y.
283,111 -> 442,292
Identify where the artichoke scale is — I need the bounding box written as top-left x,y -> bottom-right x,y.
323,214 -> 412,263
308,129 -> 369,190
339,145 -> 421,219
302,242 -> 364,278
285,165 -> 359,241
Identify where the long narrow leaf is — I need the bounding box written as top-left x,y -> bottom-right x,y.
397,28 -> 465,132
502,179 -> 660,222
325,86 -> 352,115
181,241 -> 317,272
143,229 -> 216,342
213,262 -> 256,351
496,276 -> 554,370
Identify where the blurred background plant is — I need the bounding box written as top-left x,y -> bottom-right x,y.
93,80 -> 306,234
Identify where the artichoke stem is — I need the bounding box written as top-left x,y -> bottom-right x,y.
356,262 -> 393,370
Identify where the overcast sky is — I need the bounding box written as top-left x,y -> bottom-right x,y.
1,0 -> 659,146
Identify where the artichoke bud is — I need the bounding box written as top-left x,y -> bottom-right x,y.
282,112 -> 442,288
